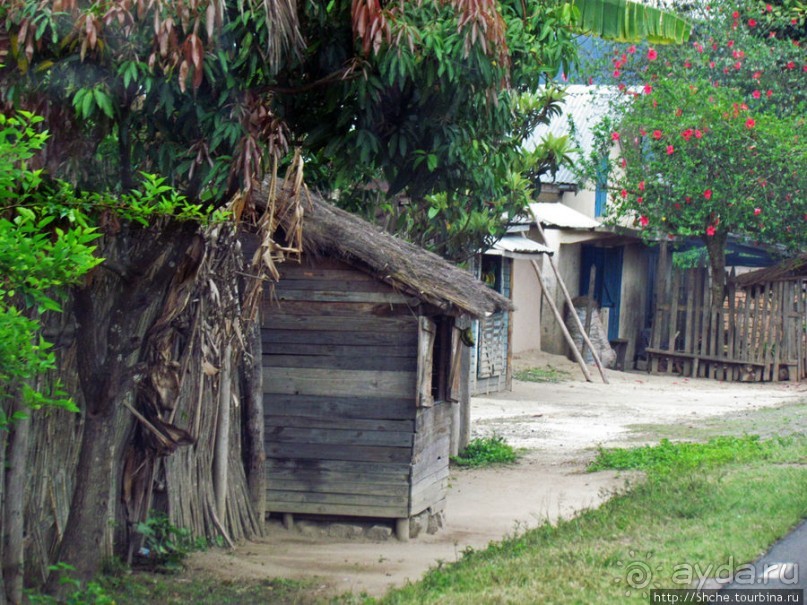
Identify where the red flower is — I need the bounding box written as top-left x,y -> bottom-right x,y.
666,145 -> 675,155
752,90 -> 761,99
652,130 -> 663,140
638,181 -> 645,191
786,61 -> 796,70
620,158 -> 627,168
613,69 -> 621,77
643,84 -> 653,94
728,40 -> 735,48
766,3 -> 772,10
732,10 -> 739,18
752,71 -> 762,80
746,118 -> 756,129
704,189 -> 713,200
627,45 -> 636,54
674,203 -> 682,210
709,61 -> 716,69
734,61 -> 742,70
695,130 -> 704,139
639,127 -> 647,136
647,48 -> 658,61
684,60 -> 692,68
611,132 -> 621,141
766,90 -> 773,97
637,197 -> 644,204
706,225 -> 716,236
681,129 -> 694,141
754,207 -> 762,216
639,216 -> 649,227
620,189 -> 628,199
675,108 -> 683,117
748,18 -> 757,27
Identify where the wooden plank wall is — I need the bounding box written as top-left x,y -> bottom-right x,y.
263,258 -> 419,518
647,264 -> 807,382
410,403 -> 451,516
471,258 -> 512,395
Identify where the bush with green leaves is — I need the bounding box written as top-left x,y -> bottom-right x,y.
452,435 -> 518,467
134,513 -> 193,573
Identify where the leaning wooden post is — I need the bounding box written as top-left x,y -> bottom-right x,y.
530,259 -> 594,382
528,216 -> 609,384
581,266 -> 597,362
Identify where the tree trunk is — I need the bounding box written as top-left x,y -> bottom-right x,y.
705,230 -> 728,311
46,223 -> 198,592
2,394 -> 29,605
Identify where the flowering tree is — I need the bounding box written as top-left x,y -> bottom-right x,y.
589,0 -> 806,307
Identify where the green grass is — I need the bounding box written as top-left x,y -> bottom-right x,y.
450,435 -> 518,467
588,434 -> 804,475
379,433 -> 807,604
513,366 -> 571,383
102,575 -> 333,605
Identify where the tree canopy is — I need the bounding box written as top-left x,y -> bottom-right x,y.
582,0 -> 806,297
0,0 -> 690,260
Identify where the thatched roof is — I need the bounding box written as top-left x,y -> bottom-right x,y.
734,254 -> 807,287
256,182 -> 512,318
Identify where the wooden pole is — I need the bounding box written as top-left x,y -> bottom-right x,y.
530,259 -> 594,383
528,217 -> 609,384
581,266 -> 596,362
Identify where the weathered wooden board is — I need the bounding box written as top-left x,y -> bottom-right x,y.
410,465 -> 449,494
263,342 -> 417,359
264,367 -> 416,398
264,394 -> 415,420
264,314 -> 416,332
267,457 -> 411,478
268,477 -> 410,498
409,478 -> 449,516
266,442 -> 411,463
267,488 -> 407,508
274,290 -> 417,305
267,466 -> 411,487
266,500 -> 408,518
266,426 -> 415,448
264,354 -> 418,372
265,414 -> 415,433
263,329 -> 418,347
262,300 -> 417,318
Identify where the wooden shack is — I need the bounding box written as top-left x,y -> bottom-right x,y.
258,198 -> 511,539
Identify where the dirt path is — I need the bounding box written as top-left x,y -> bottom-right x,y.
187,350 -> 807,597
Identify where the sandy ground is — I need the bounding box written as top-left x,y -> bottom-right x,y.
187,350 -> 807,597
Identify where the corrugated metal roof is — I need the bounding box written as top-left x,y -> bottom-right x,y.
524,85 -> 623,186
486,234 -> 553,258
529,202 -> 601,230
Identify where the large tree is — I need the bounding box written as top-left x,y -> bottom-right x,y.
0,0 -> 690,595
584,0 -> 806,306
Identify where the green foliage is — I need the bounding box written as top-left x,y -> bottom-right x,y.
451,435 -> 518,467
134,513 -> 193,573
514,365 -> 571,383
0,110 -> 215,428
587,434 -> 795,476
0,111 -> 101,424
27,563 -> 115,605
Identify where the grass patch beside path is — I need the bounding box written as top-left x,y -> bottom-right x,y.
450,435 -> 518,467
513,366 -> 571,383
380,434 -> 807,605
102,575 -> 334,605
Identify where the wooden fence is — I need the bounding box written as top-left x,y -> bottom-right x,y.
646,262 -> 807,382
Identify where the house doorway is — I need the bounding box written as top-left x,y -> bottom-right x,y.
580,246 -> 623,341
